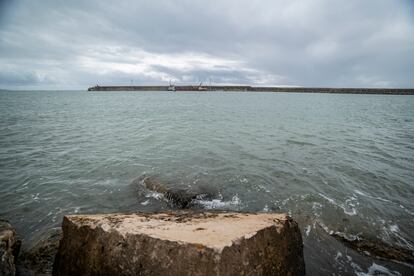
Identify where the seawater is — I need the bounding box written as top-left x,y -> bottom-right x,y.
0,90 -> 413,275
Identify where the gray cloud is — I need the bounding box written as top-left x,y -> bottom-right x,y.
0,0 -> 413,89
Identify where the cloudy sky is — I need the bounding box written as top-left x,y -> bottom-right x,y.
0,0 -> 413,89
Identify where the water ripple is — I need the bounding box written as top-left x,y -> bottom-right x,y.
0,90 -> 413,274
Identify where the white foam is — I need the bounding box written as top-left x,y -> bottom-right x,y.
315,221 -> 330,233
194,194 -> 242,210
31,193 -> 40,201
377,220 -> 414,250
344,197 -> 358,216
344,209 -> 357,216
145,191 -> 163,200
389,224 -> 399,233
354,189 -> 367,196
231,194 -> 241,205
143,189 -> 242,210
355,263 -> 401,276
258,184 -> 270,193
240,178 -> 248,183
304,225 -> 311,237
387,223 -> 414,250
399,204 -> 414,216
319,193 -> 358,216
140,199 -> 150,206
354,189 -> 392,203
335,251 -> 342,261
318,193 -> 335,204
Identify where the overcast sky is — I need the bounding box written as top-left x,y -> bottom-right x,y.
0,0 -> 413,89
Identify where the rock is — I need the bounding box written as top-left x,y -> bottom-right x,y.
330,232 -> 414,264
142,176 -> 197,208
140,176 -> 168,194
0,219 -> 21,276
312,221 -> 414,264
53,212 -> 305,276
17,228 -> 62,276
137,176 -> 216,208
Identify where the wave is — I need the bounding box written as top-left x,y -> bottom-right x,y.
193,194 -> 242,210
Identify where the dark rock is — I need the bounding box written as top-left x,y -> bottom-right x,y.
138,176 -> 215,209
331,232 -> 414,264
313,221 -> 414,264
17,228 -> 62,276
0,219 -> 21,276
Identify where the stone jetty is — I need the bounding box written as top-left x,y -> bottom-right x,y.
87,85 -> 414,95
53,212 -> 305,275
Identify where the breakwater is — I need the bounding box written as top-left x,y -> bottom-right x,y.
87,85 -> 414,94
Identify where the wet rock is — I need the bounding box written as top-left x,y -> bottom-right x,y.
140,176 -> 168,194
53,212 -> 305,275
17,228 -> 62,276
0,219 -> 21,276
137,176 -> 215,208
331,232 -> 414,264
313,221 -> 414,265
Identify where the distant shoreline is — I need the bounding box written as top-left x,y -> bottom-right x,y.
87,85 -> 414,95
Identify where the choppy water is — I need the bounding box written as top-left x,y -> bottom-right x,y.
0,90 -> 413,275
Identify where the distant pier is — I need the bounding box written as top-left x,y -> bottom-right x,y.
87,85 -> 414,95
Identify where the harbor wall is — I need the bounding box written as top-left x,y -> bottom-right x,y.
87,85 -> 414,95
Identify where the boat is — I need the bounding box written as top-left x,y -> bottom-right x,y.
197,82 -> 208,91
168,80 -> 176,91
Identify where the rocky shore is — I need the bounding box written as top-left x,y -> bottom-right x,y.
2,211 -> 414,275
1,219 -> 62,276
1,212 -> 305,276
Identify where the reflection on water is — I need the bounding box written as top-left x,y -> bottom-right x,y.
0,90 -> 413,275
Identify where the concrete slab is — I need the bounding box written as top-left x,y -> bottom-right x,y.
53,212 -> 305,276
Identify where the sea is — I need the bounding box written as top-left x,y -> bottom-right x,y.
0,90 -> 413,275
